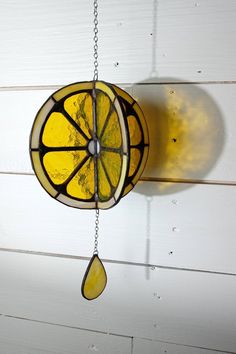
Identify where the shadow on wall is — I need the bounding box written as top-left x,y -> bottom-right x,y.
129,77 -> 225,196
126,77 -> 225,279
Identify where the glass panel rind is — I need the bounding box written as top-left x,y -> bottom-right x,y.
64,92 -> 93,139
66,157 -> 94,199
111,84 -> 134,105
95,81 -> 115,102
97,197 -> 116,210
57,194 -> 96,209
122,183 -> 133,197
31,151 -> 58,197
43,151 -> 87,185
53,82 -> 93,102
114,154 -> 128,201
42,112 -> 87,147
30,98 -> 55,149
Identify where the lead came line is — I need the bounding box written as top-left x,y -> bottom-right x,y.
61,107 -> 90,141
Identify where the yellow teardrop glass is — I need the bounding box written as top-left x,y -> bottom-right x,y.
81,255 -> 107,300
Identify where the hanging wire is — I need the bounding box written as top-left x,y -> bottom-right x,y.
93,0 -> 99,81
94,209 -> 99,254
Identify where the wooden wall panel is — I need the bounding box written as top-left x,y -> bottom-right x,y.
1,174 -> 236,274
0,0 -> 236,86
1,83 -> 236,182
0,316 -> 131,354
0,251 -> 235,353
1,1 -> 236,353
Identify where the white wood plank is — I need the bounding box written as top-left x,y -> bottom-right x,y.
0,0 -> 153,86
1,174 -> 236,274
1,83 -> 236,182
154,0 -> 236,83
133,338 -> 230,354
0,0 -> 236,86
0,252 -> 235,352
0,316 -> 131,354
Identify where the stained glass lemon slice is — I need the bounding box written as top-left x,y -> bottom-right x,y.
30,81 -> 128,209
30,81 -> 149,209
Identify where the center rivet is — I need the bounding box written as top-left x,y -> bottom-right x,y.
88,139 -> 100,155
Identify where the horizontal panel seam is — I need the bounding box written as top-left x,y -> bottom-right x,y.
134,336 -> 236,354
0,81 -> 236,92
140,176 -> 236,187
0,313 -> 235,353
0,313 -> 132,340
1,171 -> 236,187
0,247 -> 235,277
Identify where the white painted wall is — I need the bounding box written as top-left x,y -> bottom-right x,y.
0,1 -> 236,353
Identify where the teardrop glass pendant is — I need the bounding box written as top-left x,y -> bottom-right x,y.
81,254 -> 107,300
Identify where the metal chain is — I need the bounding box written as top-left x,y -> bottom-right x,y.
93,0 -> 99,254
92,1 -> 99,254
94,209 -> 99,254
93,0 -> 99,81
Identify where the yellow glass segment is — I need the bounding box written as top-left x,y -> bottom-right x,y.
101,111 -> 121,148
128,115 -> 142,145
129,148 -> 141,177
43,151 -> 87,185
66,157 -> 94,199
98,159 -> 111,201
101,151 -> 121,188
82,255 -> 107,300
64,93 -> 93,139
96,91 -> 111,137
42,112 -> 87,147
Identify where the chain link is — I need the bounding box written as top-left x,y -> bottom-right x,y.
93,0 -> 99,81
94,209 -> 99,254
